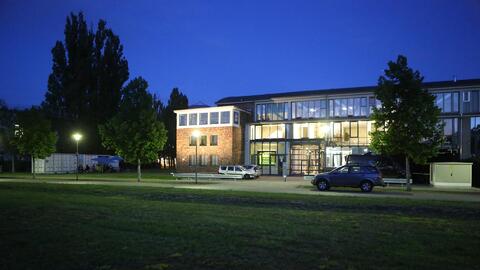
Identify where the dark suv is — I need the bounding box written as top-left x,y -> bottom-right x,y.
311,164 -> 384,192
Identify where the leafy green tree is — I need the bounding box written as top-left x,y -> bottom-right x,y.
162,88 -> 188,168
370,55 -> 443,191
12,108 -> 58,179
0,100 -> 17,172
99,77 -> 167,181
42,12 -> 129,153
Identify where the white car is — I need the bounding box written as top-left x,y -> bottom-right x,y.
218,165 -> 256,179
243,165 -> 261,178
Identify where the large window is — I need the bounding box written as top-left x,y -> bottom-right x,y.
441,118 -> 458,146
251,124 -> 285,139
292,100 -> 327,119
179,114 -> 187,126
189,113 -> 197,125
220,111 -> 230,124
199,113 -> 208,125
433,92 -> 459,113
329,97 -> 369,117
256,102 -> 288,121
291,121 -> 371,144
293,122 -> 330,139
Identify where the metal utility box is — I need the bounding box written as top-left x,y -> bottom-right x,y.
430,162 -> 472,187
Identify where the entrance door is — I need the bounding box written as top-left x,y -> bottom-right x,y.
257,151 -> 277,175
290,144 -> 323,175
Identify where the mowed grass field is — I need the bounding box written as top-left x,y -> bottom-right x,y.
0,171 -> 176,182
0,182 -> 479,270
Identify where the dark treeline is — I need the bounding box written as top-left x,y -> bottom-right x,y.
0,12 -> 189,170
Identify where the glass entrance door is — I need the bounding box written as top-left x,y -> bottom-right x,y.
290,144 -> 324,175
257,151 -> 278,175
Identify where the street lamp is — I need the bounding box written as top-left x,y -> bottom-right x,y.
192,130 -> 201,184
72,132 -> 82,181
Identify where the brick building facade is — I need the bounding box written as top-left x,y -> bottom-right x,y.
175,106 -> 248,173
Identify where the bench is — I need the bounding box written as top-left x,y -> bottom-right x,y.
383,178 -> 411,187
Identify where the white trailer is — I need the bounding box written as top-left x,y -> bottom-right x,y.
32,153 -> 120,174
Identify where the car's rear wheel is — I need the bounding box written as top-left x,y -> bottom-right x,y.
360,180 -> 373,192
316,179 -> 329,191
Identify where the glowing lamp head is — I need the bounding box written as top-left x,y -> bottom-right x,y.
192,130 -> 201,138
72,133 -> 83,142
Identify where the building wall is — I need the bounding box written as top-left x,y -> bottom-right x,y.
176,126 -> 244,172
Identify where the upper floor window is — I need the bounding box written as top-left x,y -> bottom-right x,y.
220,111 -> 230,124
433,92 -> 459,113
179,114 -> 187,126
199,113 -> 208,125
234,111 -> 239,124
329,97 -> 368,117
463,91 -> 471,102
256,102 -> 288,121
210,112 -> 219,124
189,113 -> 198,125
292,100 -> 327,119
441,118 -> 459,146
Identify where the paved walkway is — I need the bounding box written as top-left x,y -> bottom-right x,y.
1,176 -> 480,202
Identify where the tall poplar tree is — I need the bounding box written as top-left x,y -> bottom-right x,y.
42,12 -> 129,153
162,88 -> 188,168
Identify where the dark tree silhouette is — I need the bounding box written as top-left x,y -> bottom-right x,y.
161,88 -> 188,168
42,12 -> 129,154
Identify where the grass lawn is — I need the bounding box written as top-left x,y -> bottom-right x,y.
0,183 -> 479,270
0,170 -> 176,182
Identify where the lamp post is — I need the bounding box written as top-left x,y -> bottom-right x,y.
72,133 -> 83,181
192,130 -> 201,184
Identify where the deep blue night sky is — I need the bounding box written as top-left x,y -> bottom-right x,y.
1,0 -> 479,108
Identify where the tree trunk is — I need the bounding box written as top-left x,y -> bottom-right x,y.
32,156 -> 36,180
405,156 -> 412,191
137,159 -> 141,182
11,153 -> 15,173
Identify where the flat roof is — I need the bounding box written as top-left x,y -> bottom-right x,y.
216,78 -> 480,105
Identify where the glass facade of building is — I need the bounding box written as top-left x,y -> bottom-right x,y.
246,88 -> 473,175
